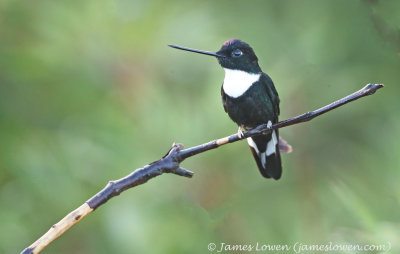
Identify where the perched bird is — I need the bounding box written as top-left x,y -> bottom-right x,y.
169,39 -> 289,180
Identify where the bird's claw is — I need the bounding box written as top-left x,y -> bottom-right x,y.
238,126 -> 245,139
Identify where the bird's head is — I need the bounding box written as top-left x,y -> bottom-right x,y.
169,39 -> 261,73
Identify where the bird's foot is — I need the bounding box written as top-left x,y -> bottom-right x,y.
237,126 -> 245,139
267,120 -> 272,129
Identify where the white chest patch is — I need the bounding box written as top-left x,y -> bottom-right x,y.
223,68 -> 261,98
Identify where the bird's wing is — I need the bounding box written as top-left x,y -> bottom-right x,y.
261,73 -> 280,117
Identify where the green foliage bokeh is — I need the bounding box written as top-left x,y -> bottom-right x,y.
1,0 -> 399,253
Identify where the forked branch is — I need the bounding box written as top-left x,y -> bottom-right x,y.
21,83 -> 383,254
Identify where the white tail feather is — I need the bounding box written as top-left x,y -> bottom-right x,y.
266,130 -> 277,156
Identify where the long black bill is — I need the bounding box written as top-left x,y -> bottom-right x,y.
168,44 -> 224,57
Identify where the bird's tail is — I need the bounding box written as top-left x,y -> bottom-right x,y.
247,130 -> 282,180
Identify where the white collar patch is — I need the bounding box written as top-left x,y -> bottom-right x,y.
223,68 -> 261,98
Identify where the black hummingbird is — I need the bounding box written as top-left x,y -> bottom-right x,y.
169,39 -> 289,180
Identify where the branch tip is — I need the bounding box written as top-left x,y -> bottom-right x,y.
171,142 -> 184,149
364,83 -> 384,94
173,167 -> 194,178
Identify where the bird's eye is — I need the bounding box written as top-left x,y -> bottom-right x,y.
232,49 -> 243,57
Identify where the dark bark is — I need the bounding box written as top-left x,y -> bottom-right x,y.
87,83 -> 383,210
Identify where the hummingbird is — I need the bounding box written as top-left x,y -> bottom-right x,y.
169,39 -> 288,180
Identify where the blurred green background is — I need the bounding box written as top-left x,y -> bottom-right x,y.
1,0 -> 399,253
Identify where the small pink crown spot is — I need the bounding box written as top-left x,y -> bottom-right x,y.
223,39 -> 241,46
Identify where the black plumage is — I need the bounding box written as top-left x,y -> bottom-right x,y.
169,39 -> 283,180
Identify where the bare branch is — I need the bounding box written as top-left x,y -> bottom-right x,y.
21,83 -> 383,254
177,83 -> 384,160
